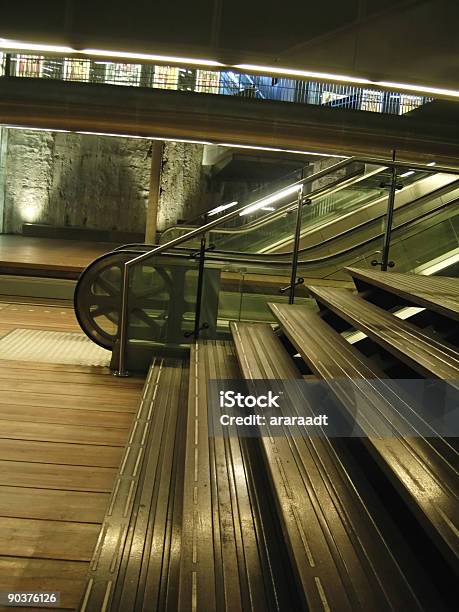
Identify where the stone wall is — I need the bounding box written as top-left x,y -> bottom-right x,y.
0,127 -> 8,233
1,130 -> 152,234
0,130 -> 205,237
306,156 -> 347,192
156,142 -> 205,231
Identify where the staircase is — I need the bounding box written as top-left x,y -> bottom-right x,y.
79,268 -> 459,612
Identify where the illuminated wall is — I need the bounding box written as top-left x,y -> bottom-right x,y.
0,129 -> 206,236
1,129 -> 151,234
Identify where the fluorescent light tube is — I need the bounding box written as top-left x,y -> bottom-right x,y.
207,201 -> 238,216
240,184 -> 300,216
82,48 -> 223,68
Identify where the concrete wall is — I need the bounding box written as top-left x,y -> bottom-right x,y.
1,130 -> 151,234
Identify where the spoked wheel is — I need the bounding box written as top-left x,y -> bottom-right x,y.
74,251 -> 174,349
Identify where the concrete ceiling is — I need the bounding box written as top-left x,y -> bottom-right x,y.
2,0 -> 458,90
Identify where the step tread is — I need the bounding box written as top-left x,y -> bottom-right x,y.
268,302 -> 459,569
308,285 -> 459,381
347,267 -> 459,320
179,339 -> 280,611
230,321 -> 424,611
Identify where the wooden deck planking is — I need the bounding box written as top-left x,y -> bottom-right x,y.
0,390 -> 138,412
0,420 -> 128,446
0,365 -> 144,388
0,404 -> 132,428
0,299 -> 143,610
0,557 -> 88,610
0,518 -> 100,562
0,460 -> 117,492
0,234 -> 116,275
0,379 -> 140,401
0,439 -> 123,468
0,486 -> 109,523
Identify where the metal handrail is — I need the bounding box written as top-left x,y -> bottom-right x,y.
115,155 -> 459,374
159,163 -> 373,240
110,197 -> 456,269
1,53 -> 435,114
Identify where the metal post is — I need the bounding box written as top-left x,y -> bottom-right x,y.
289,185 -> 304,304
194,234 -> 207,339
381,150 -> 397,271
114,264 -> 130,377
4,54 -> 11,77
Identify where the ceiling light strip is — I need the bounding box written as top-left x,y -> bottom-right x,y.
0,38 -> 457,99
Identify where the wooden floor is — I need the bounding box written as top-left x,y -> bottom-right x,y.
0,235 -> 118,278
0,298 -> 144,610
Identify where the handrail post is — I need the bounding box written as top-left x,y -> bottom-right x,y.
4,54 -> 12,77
288,185 -> 305,304
184,233 -> 210,340
194,234 -> 207,339
381,150 -> 397,271
113,262 -> 130,377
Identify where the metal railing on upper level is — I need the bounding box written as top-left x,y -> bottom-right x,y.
0,52 -> 432,116
113,155 -> 459,375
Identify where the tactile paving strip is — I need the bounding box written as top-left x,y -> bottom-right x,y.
0,328 -> 110,366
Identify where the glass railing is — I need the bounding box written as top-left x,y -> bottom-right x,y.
158,159 -> 365,244
211,168 -> 387,253
113,203 -> 458,346
73,156 -> 459,374
159,164 -> 435,255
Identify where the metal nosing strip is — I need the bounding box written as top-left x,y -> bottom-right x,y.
78,359 -> 171,611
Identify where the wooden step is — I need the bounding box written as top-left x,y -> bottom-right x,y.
268,302 -> 459,570
178,340 -> 289,612
230,321 -> 425,611
80,357 -> 189,612
308,285 -> 459,382
346,267 -> 459,320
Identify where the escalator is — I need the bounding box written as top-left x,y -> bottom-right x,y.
73,157 -> 459,366
160,162 -> 456,255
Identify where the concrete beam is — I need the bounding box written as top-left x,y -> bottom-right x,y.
0,78 -> 458,165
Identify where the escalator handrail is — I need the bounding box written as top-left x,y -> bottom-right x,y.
129,157 -> 459,269
160,159 -> 459,243
159,164 -> 369,240
111,175 -> 459,260
115,156 -> 459,372
101,198 -> 457,271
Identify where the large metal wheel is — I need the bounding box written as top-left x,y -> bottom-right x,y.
74,251 -> 173,349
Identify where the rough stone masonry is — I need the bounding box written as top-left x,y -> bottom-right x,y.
0,129 -> 205,236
